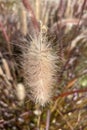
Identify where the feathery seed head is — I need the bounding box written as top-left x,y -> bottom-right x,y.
22,32 -> 58,106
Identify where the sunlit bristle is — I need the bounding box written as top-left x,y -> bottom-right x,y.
22,32 -> 58,106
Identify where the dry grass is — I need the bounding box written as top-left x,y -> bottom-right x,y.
0,0 -> 87,130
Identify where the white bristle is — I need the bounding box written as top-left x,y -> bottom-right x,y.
22,33 -> 58,106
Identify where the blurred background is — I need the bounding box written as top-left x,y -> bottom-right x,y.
0,0 -> 87,130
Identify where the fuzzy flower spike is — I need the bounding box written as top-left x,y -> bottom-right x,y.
22,27 -> 58,106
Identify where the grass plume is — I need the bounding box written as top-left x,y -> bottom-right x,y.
22,32 -> 58,106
